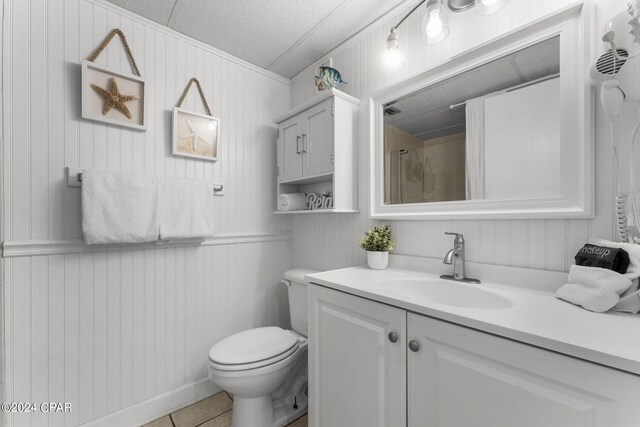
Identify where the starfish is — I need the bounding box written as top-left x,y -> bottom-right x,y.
90,77 -> 139,119
181,119 -> 213,151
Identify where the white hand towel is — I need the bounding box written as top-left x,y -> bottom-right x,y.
555,265 -> 633,312
613,279 -> 640,314
278,193 -> 307,211
589,238 -> 640,280
158,177 -> 215,240
81,169 -> 159,244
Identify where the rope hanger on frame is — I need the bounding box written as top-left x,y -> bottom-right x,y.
88,28 -> 142,77
176,78 -> 213,117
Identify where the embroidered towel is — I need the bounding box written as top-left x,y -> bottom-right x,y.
589,238 -> 640,280
81,169 -> 159,244
574,244 -> 630,274
555,265 -> 633,312
158,177 -> 215,240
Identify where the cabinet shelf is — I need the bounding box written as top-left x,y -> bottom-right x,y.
278,171 -> 333,185
273,208 -> 360,215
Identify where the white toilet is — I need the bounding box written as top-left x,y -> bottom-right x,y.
208,268 -> 317,427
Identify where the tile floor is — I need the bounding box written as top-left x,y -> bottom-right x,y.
143,391 -> 308,427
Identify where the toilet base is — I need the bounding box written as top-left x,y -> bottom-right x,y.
232,396 -> 274,427
273,392 -> 308,427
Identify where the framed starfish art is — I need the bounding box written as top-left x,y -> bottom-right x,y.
81,59 -> 146,130
173,107 -> 220,161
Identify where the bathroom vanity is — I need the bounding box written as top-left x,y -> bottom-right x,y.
306,256 -> 640,427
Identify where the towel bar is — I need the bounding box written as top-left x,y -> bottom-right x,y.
66,167 -> 224,195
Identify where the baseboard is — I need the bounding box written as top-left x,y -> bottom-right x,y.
79,378 -> 220,427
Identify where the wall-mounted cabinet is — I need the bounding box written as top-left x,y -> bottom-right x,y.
274,88 -> 359,214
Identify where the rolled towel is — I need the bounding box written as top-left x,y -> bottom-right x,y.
278,193 -> 307,211
574,244 -> 630,274
555,265 -> 633,312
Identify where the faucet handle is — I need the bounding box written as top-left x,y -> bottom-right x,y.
444,232 -> 464,244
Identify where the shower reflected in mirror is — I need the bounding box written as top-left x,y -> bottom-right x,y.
383,36 -> 560,205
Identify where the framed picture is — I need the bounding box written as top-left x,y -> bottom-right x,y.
172,107 -> 220,161
81,59 -> 146,131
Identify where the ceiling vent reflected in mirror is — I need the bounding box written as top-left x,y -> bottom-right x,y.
384,105 -> 402,116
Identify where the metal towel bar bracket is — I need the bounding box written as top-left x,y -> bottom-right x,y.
65,167 -> 224,196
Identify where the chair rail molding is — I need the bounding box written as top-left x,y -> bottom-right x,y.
1,231 -> 291,258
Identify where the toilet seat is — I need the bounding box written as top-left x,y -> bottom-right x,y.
209,327 -> 299,371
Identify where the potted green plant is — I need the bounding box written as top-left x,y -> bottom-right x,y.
359,225 -> 395,270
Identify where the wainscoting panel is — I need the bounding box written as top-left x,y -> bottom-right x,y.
289,0 -> 625,276
4,240 -> 291,427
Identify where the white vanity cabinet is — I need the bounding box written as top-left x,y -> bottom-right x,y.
307,284 -> 406,427
274,88 -> 359,213
308,285 -> 640,427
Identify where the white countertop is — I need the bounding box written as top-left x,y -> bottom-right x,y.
306,256 -> 640,376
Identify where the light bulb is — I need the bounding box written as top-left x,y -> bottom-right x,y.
208,122 -> 216,130
421,0 -> 450,44
384,27 -> 405,71
426,10 -> 444,38
383,47 -> 405,71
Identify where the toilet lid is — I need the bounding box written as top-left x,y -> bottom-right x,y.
209,327 -> 298,365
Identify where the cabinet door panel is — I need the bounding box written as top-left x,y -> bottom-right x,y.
303,98 -> 334,177
278,116 -> 302,181
408,313 -> 640,427
308,285 -> 406,427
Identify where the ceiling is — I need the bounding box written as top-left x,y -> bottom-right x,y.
384,36 -> 561,141
107,0 -> 407,78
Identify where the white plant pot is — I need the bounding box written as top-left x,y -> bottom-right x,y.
367,251 -> 389,270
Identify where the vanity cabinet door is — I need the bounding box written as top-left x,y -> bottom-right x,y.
407,313 -> 640,427
308,285 -> 406,427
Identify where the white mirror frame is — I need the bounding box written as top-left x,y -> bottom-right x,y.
369,2 -> 593,220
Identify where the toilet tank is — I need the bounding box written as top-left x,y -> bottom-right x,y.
283,268 -> 319,336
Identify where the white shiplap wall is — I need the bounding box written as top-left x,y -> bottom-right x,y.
1,0 -> 291,425
290,0 -> 625,274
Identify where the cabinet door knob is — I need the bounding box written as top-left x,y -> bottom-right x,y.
301,133 -> 307,153
408,340 -> 420,352
388,332 -> 398,343
296,136 -> 301,154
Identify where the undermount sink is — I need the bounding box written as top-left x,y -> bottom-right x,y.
378,278 -> 513,310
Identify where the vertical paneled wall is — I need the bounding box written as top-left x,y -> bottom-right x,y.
1,0 -> 291,425
290,0 -> 625,274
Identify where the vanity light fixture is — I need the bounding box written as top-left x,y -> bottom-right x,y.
384,0 -> 510,70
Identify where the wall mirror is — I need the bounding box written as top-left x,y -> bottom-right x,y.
370,3 -> 593,219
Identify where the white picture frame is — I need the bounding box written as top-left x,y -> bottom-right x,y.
172,107 -> 220,162
81,59 -> 146,131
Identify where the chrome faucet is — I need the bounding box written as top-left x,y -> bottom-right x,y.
440,232 -> 481,284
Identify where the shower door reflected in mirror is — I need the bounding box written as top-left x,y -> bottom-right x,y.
383,36 -> 560,205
